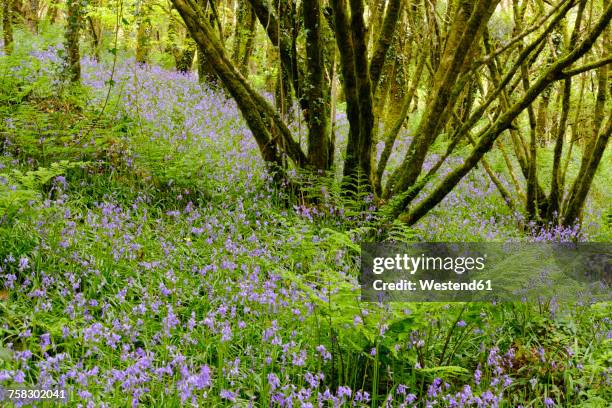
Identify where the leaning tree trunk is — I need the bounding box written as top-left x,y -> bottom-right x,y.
65,0 -> 82,83
385,0 -> 498,201
2,0 -> 13,55
172,0 -> 307,169
400,1 -> 612,225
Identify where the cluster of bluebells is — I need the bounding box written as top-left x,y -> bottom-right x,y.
1,40 -> 610,407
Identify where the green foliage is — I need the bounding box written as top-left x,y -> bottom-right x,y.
0,160 -> 87,216
0,24 -> 610,407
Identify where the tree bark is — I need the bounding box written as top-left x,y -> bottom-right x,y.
304,0 -> 330,170
375,51 -> 424,194
330,0 -> 362,188
247,0 -> 306,114
177,38 -> 196,72
239,3 -> 256,75
136,11 -> 152,64
547,0 -> 587,220
547,80 -> 571,220
46,0 -> 59,24
369,0 -> 402,94
348,0 -> 375,190
65,0 -> 82,83
563,116 -> 611,224
87,13 -> 102,61
3,0 -> 13,55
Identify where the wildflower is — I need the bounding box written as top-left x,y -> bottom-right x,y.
354,390 -> 370,403
427,378 -> 442,398
337,386 -> 351,399
305,372 -> 321,388
40,333 -> 51,349
220,323 -> 232,342
163,305 -> 180,335
474,369 -> 482,385
220,389 -> 236,402
190,365 -> 211,389
18,257 -> 29,271
316,345 -> 331,361
292,350 -> 306,366
267,373 -> 280,391
14,370 -> 25,383
4,273 -> 16,289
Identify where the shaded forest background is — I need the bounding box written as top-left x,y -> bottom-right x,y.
3,0 -> 610,230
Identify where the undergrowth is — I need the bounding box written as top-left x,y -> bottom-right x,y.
0,33 -> 610,408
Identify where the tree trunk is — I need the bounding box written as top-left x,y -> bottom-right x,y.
563,116 -> 611,224
87,15 -> 102,61
248,0 -> 306,114
547,0 -> 587,221
385,0 -> 498,200
172,0 -> 307,169
547,80 -> 571,220
239,3 -> 256,75
197,44 -> 216,82
177,38 -> 196,72
331,0 -> 362,189
232,1 -> 255,66
304,0 -> 330,170
46,0 -> 59,23
136,14 -> 152,64
375,50 -> 424,195
65,0 -> 81,83
20,0 -> 38,33
231,0 -> 247,62
348,0 -> 375,190
3,0 -> 13,55
369,0 -> 402,93
587,0 -> 610,157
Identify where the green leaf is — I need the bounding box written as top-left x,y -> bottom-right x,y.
0,346 -> 13,362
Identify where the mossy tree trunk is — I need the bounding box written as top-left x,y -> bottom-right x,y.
65,0 -> 82,83
87,0 -> 103,61
136,6 -> 152,65
2,0 -> 13,55
304,0 -> 330,170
